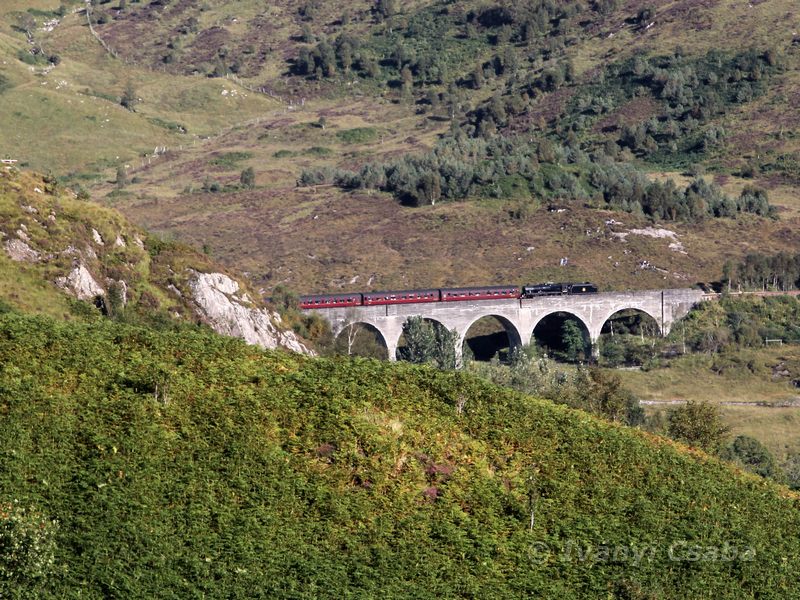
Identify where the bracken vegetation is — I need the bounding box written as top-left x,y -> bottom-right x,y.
1,312 -> 800,597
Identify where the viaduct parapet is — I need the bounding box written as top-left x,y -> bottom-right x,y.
304,288 -> 706,360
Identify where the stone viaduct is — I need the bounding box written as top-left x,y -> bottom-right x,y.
303,288 -> 706,360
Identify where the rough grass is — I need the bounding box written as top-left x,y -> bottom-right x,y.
621,345 -> 800,460
117,179 -> 800,295
0,11 -> 279,175
0,169 -> 260,327
622,347 -> 800,406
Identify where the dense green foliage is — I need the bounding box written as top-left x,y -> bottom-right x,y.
722,435 -> 783,481
398,316 -> 459,369
667,401 -> 730,453
468,353 -> 644,427
0,501 -> 58,598
2,313 -> 800,597
303,130 -> 773,220
558,49 -> 781,167
0,169 -> 234,322
291,4 -> 781,220
675,295 -> 800,351
723,252 -> 800,292
292,0 -> 588,91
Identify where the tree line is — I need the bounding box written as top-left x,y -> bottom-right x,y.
301,129 -> 773,221
722,252 -> 800,292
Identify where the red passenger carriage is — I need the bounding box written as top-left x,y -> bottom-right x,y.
363,289 -> 440,305
298,293 -> 362,309
440,285 -> 520,302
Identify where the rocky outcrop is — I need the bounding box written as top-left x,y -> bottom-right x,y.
188,271 -> 313,355
5,238 -> 40,262
55,264 -> 105,300
1,170 -> 312,356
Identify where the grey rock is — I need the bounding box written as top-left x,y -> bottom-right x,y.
189,271 -> 313,355
5,238 -> 40,262
55,264 -> 105,300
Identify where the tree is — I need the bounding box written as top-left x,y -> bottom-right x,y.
399,317 -> 458,369
341,322 -> 360,356
271,285 -> 299,311
433,323 -> 459,369
721,435 -> 782,480
636,6 -> 656,24
240,167 -> 255,189
400,65 -> 413,99
104,281 -> 126,319
115,165 -> 128,189
120,82 -> 137,111
783,453 -> 800,489
471,65 -> 484,90
667,400 -> 729,453
561,320 -> 588,362
418,172 -> 441,206
334,318 -> 388,359
296,47 -> 313,75
376,0 -> 396,20
301,24 -> 315,43
338,42 -> 353,73
400,316 -> 437,364
317,40 -> 336,77
580,369 -> 641,424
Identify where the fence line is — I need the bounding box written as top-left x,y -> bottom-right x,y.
84,1 -> 120,60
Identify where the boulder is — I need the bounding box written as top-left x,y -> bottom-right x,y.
188,271 -> 313,355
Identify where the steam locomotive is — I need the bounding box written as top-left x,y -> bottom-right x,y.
298,282 -> 598,309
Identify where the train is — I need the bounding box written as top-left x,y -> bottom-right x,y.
298,282 -> 598,309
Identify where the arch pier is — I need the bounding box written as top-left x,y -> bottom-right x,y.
308,289 -> 704,362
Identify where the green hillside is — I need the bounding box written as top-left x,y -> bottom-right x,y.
1,311 -> 799,598
0,167 -> 233,321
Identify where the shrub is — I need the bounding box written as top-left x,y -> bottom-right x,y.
336,127 -> 378,144
0,501 -> 57,595
667,401 -> 729,453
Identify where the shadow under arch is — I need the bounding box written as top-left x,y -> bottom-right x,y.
597,308 -> 663,367
600,308 -> 662,337
334,322 -> 389,360
531,311 -> 592,362
461,314 -> 523,362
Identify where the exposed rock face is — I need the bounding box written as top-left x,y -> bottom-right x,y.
5,238 -> 40,262
56,264 -> 105,300
189,271 -> 313,355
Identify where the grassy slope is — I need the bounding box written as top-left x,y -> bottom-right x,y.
1,312 -> 799,598
81,0 -> 800,294
0,6 -> 280,175
0,168 -> 266,321
119,181 -> 800,293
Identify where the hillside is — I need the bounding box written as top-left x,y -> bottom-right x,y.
1,312 -> 799,598
0,166 -> 309,352
2,0 -> 800,294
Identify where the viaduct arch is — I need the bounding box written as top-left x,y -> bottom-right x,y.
307,288 -> 705,361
